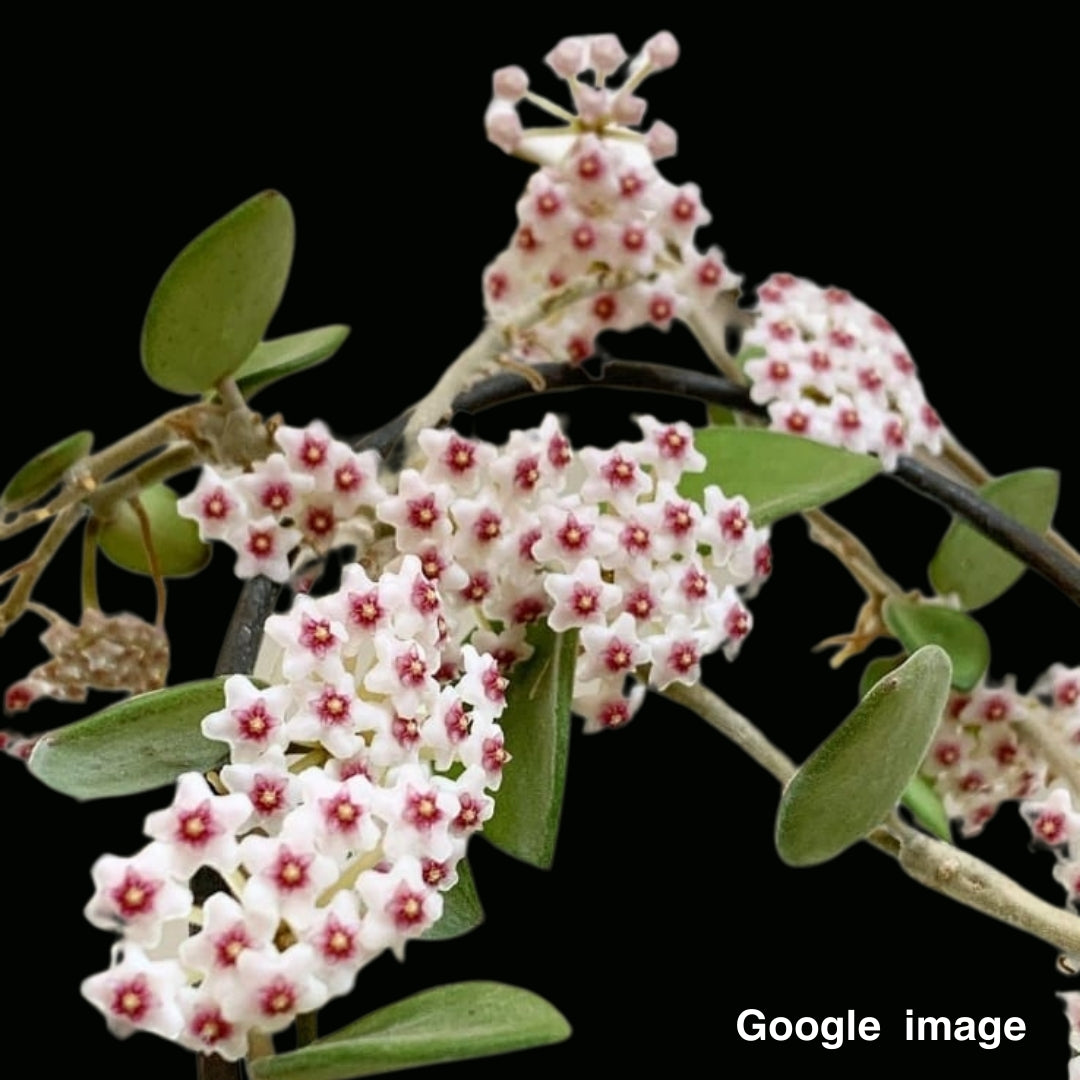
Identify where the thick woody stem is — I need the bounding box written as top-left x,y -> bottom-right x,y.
938,436 -> 1080,563
891,455 -> 1080,607
895,823 -> 1080,957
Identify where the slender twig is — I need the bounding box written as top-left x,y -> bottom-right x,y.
0,407 -> 196,542
127,494 -> 167,629
0,504 -> 83,633
803,508 -> 905,599
663,681 -> 796,783
86,443 -> 201,519
81,515 -> 99,613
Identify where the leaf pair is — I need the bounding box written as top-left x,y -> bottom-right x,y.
141,190 -> 348,398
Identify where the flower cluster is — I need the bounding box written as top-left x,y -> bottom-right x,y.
177,421 -> 385,583
741,274 -> 946,469
345,414 -> 767,730
481,31 -> 740,365
181,412 -> 770,732
920,663 -> 1080,903
80,558 -> 508,1058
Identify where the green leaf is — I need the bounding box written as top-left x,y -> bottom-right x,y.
679,427 -> 881,526
141,190 -> 295,395
882,596 -> 990,691
1,430 -> 93,511
901,774 -> 952,843
482,625 -> 578,869
232,325 -> 351,400
775,645 -> 952,867
28,678 -> 229,799
421,860 -> 484,941
249,982 -> 571,1080
858,654 -> 905,701
860,659 -> 954,843
97,482 -> 211,577
928,468 -> 1060,610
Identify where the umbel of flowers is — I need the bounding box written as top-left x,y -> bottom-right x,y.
740,274 -> 946,470
481,31 -> 741,366
921,664 -> 1080,904
81,553 -> 509,1058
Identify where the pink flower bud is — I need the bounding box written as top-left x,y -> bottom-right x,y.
645,30 -> 680,69
588,34 -> 627,75
646,120 -> 678,160
545,36 -> 588,77
492,65 -> 529,101
611,92 -> 647,126
484,102 -> 523,153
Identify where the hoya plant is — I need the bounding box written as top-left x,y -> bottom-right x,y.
3,26 -> 1076,1080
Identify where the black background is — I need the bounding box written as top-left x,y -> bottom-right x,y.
4,16 -> 1076,1078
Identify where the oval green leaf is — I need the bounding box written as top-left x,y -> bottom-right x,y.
421,859 -> 484,941
28,678 -> 229,799
233,324 -> 351,400
482,625 -> 578,869
882,596 -> 990,691
928,468 -> 1060,610
776,644 -> 952,867
1,430 -> 93,511
97,482 -> 211,577
250,982 -> 571,1080
857,656 -> 950,841
141,190 -> 295,395
679,427 -> 881,526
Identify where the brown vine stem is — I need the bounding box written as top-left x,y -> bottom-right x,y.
0,408 -> 196,542
0,504 -> 82,635
86,443 -> 201,519
127,494 -> 168,629
663,680 -> 1080,958
81,515 -> 100,613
